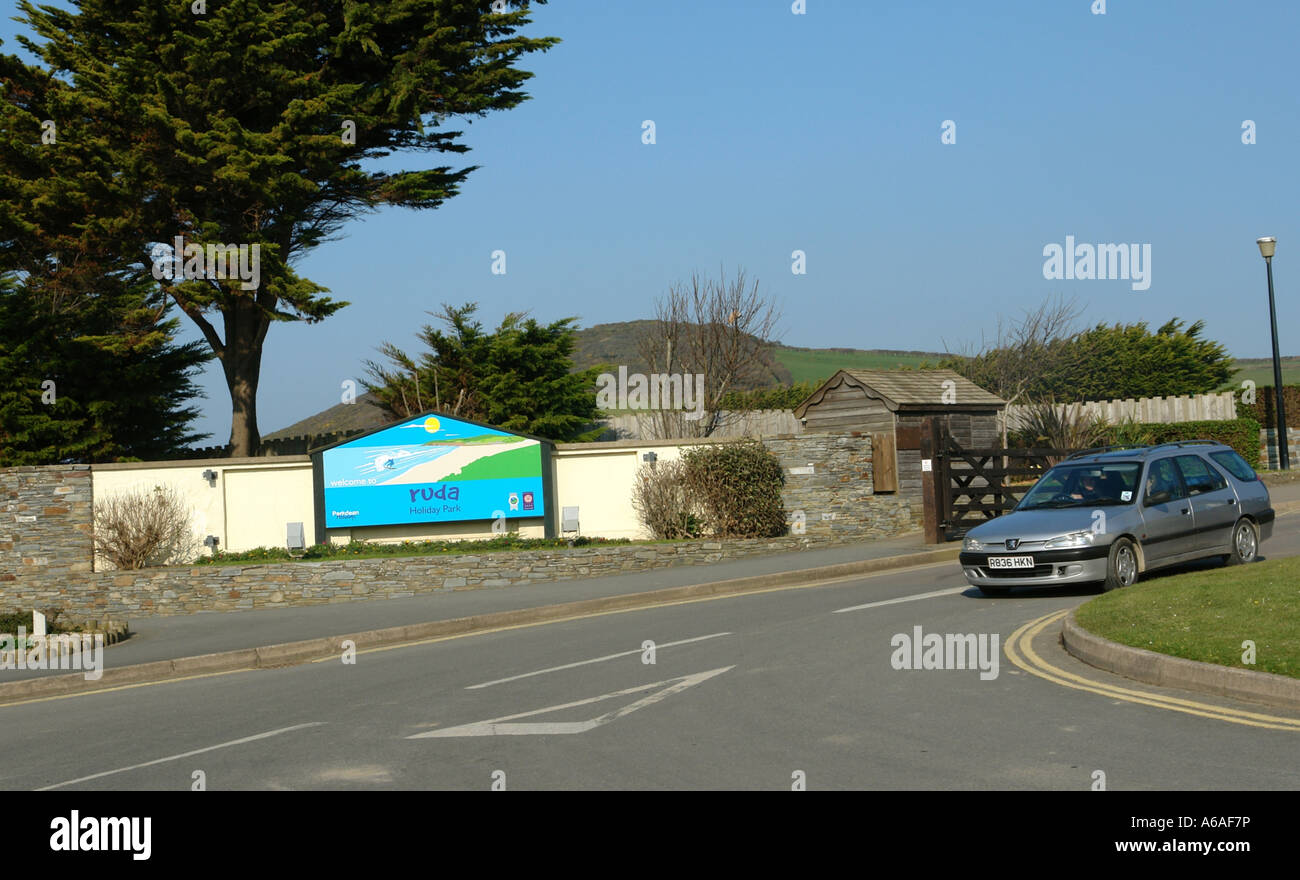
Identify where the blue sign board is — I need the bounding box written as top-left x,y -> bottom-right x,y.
319,414 -> 546,529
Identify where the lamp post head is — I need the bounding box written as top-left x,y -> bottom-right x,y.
1257,236 -> 1277,259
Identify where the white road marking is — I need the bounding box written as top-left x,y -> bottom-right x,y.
34,722 -> 327,790
832,586 -> 967,614
465,632 -> 732,690
410,666 -> 734,737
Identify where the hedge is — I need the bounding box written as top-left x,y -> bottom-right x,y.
1236,384 -> 1300,429
717,381 -> 820,412
1101,417 -> 1261,469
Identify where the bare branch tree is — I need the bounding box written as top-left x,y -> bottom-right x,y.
942,294 -> 1085,444
633,268 -> 783,438
93,485 -> 200,570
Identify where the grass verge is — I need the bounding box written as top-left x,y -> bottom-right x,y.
1074,556 -> 1300,680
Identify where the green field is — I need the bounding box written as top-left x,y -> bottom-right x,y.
1219,357 -> 1300,391
772,347 -> 944,385
1074,556 -> 1300,679
773,347 -> 1300,394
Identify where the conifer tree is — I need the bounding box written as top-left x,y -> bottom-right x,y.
6,1 -> 557,454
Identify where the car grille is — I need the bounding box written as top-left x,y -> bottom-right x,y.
979,564 -> 1056,578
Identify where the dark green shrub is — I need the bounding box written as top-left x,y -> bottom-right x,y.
0,608 -> 72,634
681,439 -> 786,538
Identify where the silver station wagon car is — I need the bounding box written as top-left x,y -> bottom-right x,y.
959,441 -> 1274,595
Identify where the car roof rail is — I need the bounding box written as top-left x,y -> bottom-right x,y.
1064,444 -> 1150,461
1147,439 -> 1225,453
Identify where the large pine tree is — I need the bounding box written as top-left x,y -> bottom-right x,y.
0,42 -> 209,464
0,272 -> 210,465
6,0 -> 557,455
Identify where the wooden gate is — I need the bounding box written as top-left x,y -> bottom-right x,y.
919,416 -> 1073,543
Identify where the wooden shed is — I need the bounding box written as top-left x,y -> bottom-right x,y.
792,369 -> 1006,493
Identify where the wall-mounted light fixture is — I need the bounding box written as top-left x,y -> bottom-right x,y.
201,469 -> 219,484
642,451 -> 658,464
203,535 -> 220,551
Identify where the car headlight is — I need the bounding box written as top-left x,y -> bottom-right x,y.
962,536 -> 984,551
1043,530 -> 1096,549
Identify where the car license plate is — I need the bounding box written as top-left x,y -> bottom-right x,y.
987,555 -> 1035,569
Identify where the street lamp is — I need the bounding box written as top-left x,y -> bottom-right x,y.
1257,237 -> 1289,469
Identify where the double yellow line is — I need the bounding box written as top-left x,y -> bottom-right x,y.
1006,610 -> 1300,731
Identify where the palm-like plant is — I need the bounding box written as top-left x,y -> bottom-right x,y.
1012,400 -> 1110,463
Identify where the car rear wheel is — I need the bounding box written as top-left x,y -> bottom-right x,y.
1225,519 -> 1258,565
1102,538 -> 1139,592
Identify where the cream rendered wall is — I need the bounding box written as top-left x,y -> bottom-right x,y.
89,438 -> 721,559
552,439 -> 710,540
91,457 -> 314,566
224,465 -> 317,551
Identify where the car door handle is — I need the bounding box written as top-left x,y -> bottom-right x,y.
1180,507 -> 1191,515
1227,498 -> 1236,505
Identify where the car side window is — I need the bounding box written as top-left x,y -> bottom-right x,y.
1209,449 -> 1257,482
1174,455 -> 1228,496
1143,458 -> 1188,505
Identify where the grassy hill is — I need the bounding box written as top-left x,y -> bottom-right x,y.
571,321 -> 792,387
1220,356 -> 1300,390
772,346 -> 946,384
262,391 -> 392,441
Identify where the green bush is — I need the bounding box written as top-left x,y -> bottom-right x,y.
681,439 -> 787,538
0,608 -> 73,634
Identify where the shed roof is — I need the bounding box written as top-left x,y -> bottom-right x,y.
793,369 -> 1006,417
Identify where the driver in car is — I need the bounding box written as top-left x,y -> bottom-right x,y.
1070,473 -> 1104,501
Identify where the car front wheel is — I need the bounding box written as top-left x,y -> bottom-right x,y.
1102,538 -> 1139,592
1225,519 -> 1258,565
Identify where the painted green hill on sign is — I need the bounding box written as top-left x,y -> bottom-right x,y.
446,445 -> 541,482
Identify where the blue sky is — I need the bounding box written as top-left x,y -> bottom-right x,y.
5,1 -> 1299,444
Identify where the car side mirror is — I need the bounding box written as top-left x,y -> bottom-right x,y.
1145,490 -> 1171,506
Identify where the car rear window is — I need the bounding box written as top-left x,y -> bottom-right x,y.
1209,450 -> 1257,482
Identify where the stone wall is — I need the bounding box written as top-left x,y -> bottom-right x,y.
1260,427 -> 1300,470
0,431 -> 918,620
764,432 -> 915,538
0,466 -> 93,586
0,532 -> 895,620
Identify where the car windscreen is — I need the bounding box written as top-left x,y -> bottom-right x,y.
1016,462 -> 1142,510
